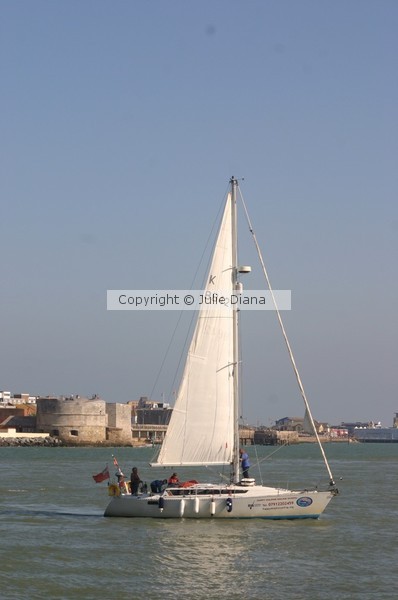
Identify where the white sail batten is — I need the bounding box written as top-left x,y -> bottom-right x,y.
151,195 -> 235,468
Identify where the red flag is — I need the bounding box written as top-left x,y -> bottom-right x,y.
92,466 -> 110,483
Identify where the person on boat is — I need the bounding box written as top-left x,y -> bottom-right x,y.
116,471 -> 128,493
130,467 -> 142,495
150,479 -> 167,493
240,449 -> 251,479
167,472 -> 179,486
115,468 -> 128,493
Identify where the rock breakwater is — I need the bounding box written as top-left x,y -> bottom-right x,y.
0,436 -> 63,447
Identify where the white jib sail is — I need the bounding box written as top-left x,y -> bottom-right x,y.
153,194 -> 235,467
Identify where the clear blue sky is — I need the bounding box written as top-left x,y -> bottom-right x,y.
1,0 -> 397,426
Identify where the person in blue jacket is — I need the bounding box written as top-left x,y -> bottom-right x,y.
240,448 -> 251,479
150,479 -> 167,493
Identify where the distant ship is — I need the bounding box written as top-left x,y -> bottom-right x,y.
353,428 -> 398,443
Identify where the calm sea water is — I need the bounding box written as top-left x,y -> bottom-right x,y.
0,443 -> 397,600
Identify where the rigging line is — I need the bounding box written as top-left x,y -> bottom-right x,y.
232,445 -> 282,487
150,190 -> 226,403
167,188 -> 232,404
251,442 -> 264,486
255,441 -> 290,465
243,444 -> 288,485
192,187 -> 227,290
201,464 -> 230,483
238,315 -> 264,485
149,311 -> 184,401
238,189 -> 335,486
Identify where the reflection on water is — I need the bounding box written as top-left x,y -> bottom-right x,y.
1,444 -> 397,599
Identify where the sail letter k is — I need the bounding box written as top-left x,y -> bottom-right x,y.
209,275 -> 216,285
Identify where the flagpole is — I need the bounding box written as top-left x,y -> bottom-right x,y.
112,454 -> 128,493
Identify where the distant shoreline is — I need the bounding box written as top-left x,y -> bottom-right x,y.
0,435 -> 354,448
296,436 -> 354,443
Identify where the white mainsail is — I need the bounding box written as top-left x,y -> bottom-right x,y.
153,194 -> 235,466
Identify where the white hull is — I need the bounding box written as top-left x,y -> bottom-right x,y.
104,484 -> 334,519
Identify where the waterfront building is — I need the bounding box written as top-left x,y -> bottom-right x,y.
36,395 -> 132,445
274,416 -> 324,434
0,391 -> 37,405
0,391 -> 11,404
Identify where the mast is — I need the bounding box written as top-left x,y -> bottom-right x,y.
231,176 -> 241,483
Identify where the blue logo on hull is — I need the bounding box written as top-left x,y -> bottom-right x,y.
296,496 -> 313,507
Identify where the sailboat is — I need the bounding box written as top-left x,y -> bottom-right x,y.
104,177 -> 338,519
